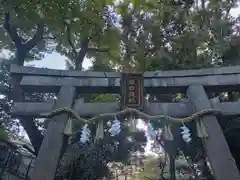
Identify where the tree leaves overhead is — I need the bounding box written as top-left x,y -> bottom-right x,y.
0,0 -> 54,61
1,0 -> 240,69
98,0 -> 240,71
2,0 -> 239,71
33,0 -> 120,70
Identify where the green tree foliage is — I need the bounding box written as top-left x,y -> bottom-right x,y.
0,0 -> 65,153
0,126 -> 8,140
31,0 -> 120,70
0,2 -> 51,63
0,57 -> 51,149
56,125 -> 144,180
110,0 -> 240,71
0,59 -> 10,140
0,57 -> 16,137
0,0 -> 48,153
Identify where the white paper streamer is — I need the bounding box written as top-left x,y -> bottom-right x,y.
80,124 -> 91,143
147,122 -> 156,140
180,125 -> 191,143
108,116 -> 121,136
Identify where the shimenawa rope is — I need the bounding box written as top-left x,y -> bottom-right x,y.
43,107 -> 221,139
43,107 -> 222,124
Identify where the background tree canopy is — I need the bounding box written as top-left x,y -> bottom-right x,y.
1,0 -> 240,179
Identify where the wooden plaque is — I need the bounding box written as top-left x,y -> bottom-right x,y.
121,73 -> 144,110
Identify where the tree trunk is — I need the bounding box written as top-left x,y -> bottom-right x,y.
169,156 -> 176,180
11,50 -> 44,155
4,12 -> 45,155
75,38 -> 89,70
15,48 -> 26,66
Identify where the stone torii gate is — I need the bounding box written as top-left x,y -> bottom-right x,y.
10,64 -> 240,180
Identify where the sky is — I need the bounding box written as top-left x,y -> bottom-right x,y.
24,52 -> 91,70
26,52 -> 92,70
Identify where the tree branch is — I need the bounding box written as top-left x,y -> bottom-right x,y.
144,176 -> 154,180
25,23 -> 44,51
3,12 -> 22,47
225,7 -> 231,20
20,117 -> 43,155
43,36 -> 56,40
201,0 -> 206,9
88,47 -> 110,52
65,23 -> 78,58
75,38 -> 89,70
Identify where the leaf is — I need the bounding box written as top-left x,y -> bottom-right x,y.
131,0 -> 137,6
0,127 -> 8,140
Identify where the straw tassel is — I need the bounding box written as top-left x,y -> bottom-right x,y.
64,118 -> 72,136
196,120 -> 202,138
167,126 -> 174,140
196,119 -> 208,138
164,125 -> 174,141
130,117 -> 137,133
95,120 -> 104,140
199,119 -> 208,138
